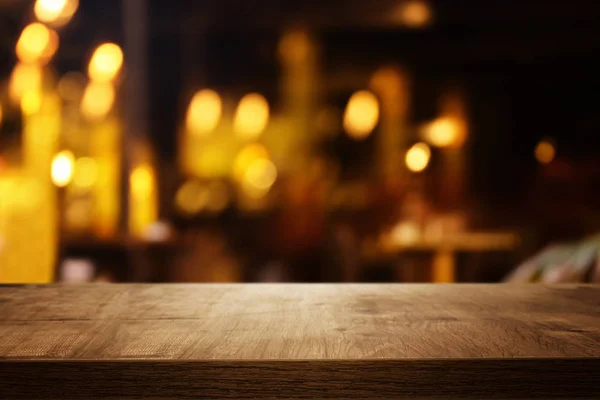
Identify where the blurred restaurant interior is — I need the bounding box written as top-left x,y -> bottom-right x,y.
1,0 -> 600,284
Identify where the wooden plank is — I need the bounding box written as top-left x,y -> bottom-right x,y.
0,284 -> 599,399
1,359 -> 600,399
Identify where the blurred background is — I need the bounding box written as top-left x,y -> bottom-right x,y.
1,0 -> 600,284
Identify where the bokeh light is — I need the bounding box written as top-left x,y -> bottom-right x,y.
175,180 -> 207,214
395,0 -> 432,28
242,158 -> 278,198
73,157 -> 98,189
16,23 -> 58,64
34,0 -> 67,22
185,89 -> 222,136
343,90 -> 380,140
233,144 -> 269,181
9,63 -> 42,103
405,142 -> 431,172
21,91 -> 42,115
51,150 -> 75,187
34,0 -> 78,27
535,139 -> 556,164
422,117 -> 465,148
130,164 -> 154,200
88,43 -> 124,83
233,93 -> 270,140
81,82 -> 115,121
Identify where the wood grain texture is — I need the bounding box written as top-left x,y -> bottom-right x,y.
0,284 -> 599,399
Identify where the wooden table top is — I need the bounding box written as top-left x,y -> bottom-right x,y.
1,284 -> 599,399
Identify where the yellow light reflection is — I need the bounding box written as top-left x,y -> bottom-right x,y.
186,89 -> 222,136
396,0 -> 432,28
73,157 -> 98,189
0,104 -> 3,128
21,90 -> 42,115
233,143 -> 269,181
81,81 -> 115,121
34,0 -> 78,27
51,150 -> 75,187
88,43 -> 123,83
9,63 -> 42,103
422,117 -> 465,148
535,140 -> 555,164
233,93 -> 270,140
16,23 -> 58,64
242,158 -> 277,198
343,90 -> 380,140
405,142 -> 431,172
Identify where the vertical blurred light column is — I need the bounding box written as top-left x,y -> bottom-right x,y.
122,0 -> 158,238
0,19 -> 62,282
420,91 -> 468,283
129,145 -> 158,237
369,67 -> 411,187
277,28 -> 319,171
421,91 -> 468,209
58,73 -> 94,234
180,89 -> 223,177
84,43 -> 124,237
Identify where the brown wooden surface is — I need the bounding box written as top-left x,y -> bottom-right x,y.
0,284 -> 599,399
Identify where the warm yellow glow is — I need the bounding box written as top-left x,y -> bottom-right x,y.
242,158 -> 277,198
405,142 -> 431,172
343,90 -> 380,140
0,104 -> 3,128
43,27 -> 59,60
175,180 -> 207,214
73,157 -> 98,189
9,63 -> 42,103
35,0 -> 67,20
51,150 -> 75,187
422,117 -> 465,148
90,118 -> 120,237
396,0 -> 432,28
88,43 -> 123,83
370,67 -> 404,97
0,174 -> 55,283
21,91 -> 43,115
16,23 -> 58,64
129,163 -> 157,236
233,93 -> 270,139
81,81 -> 115,120
233,144 -> 269,181
130,164 -> 153,200
34,0 -> 78,26
57,71 -> 86,102
278,30 -> 310,63
186,89 -> 222,136
535,140 -> 556,164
